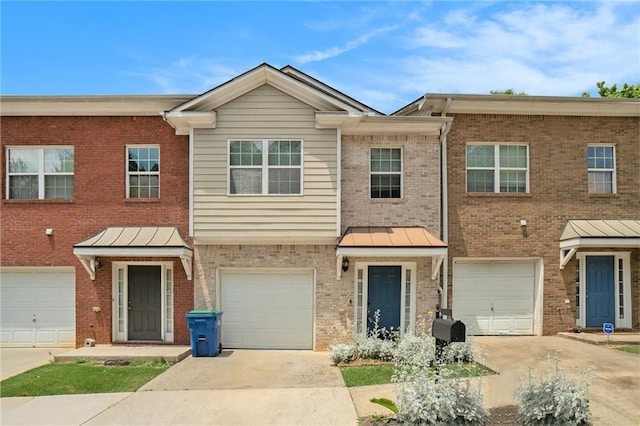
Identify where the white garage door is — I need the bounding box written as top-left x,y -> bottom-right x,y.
0,269 -> 75,347
220,270 -> 313,349
453,260 -> 534,335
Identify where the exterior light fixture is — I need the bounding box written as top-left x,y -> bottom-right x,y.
342,257 -> 350,272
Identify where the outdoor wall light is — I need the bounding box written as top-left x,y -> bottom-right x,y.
94,257 -> 103,270
520,219 -> 527,227
342,257 -> 350,272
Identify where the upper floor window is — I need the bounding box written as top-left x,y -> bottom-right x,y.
6,147 -> 74,200
229,140 -> 302,195
370,148 -> 402,199
466,144 -> 528,193
127,146 -> 159,198
587,145 -> 616,194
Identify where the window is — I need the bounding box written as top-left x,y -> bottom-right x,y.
466,144 -> 528,193
370,148 -> 402,199
587,145 -> 615,194
127,146 -> 159,198
6,147 -> 74,199
229,140 -> 302,195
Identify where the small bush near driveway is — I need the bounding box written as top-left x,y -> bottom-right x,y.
0,360 -> 170,397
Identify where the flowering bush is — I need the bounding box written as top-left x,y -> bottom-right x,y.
394,333 -> 435,368
516,356 -> 591,425
441,340 -> 475,364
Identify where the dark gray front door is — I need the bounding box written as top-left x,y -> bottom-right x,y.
128,265 -> 161,340
586,256 -> 615,327
367,266 -> 401,334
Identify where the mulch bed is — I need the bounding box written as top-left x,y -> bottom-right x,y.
359,405 -> 520,425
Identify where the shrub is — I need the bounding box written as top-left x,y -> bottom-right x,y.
442,340 -> 475,364
394,333 -> 435,368
516,356 -> 591,425
395,371 -> 489,425
328,343 -> 355,365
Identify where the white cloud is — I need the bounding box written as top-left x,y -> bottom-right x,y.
295,25 -> 399,65
394,1 -> 640,97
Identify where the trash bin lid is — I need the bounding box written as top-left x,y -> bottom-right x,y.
186,309 -> 222,317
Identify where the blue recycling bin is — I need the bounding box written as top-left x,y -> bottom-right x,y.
186,310 -> 223,357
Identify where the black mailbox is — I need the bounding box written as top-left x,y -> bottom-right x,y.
432,318 -> 466,343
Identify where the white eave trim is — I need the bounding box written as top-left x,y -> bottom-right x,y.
316,112 -> 452,135
558,237 -> 640,269
163,111 -> 216,135
335,247 -> 447,280
73,246 -> 193,280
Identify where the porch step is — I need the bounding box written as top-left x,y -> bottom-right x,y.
54,344 -> 191,364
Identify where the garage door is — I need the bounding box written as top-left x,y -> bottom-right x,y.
0,269 -> 75,347
220,270 -> 313,349
452,260 -> 534,335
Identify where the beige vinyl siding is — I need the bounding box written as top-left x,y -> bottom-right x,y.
193,84 -> 338,241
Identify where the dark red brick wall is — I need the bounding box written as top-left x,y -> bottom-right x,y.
1,116 -> 192,346
446,114 -> 640,334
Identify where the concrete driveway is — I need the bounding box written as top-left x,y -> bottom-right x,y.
0,348 -> 66,380
473,336 -> 640,425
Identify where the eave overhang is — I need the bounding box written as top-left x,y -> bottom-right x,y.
316,112 -> 453,135
558,220 -> 640,268
73,227 -> 193,280
394,94 -> 640,117
163,111 -> 216,135
336,227 -> 447,280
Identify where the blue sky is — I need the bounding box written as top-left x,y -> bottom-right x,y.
2,1 -> 639,113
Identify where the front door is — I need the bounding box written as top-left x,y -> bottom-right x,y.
128,265 -> 161,340
367,266 -> 401,334
585,256 -> 615,327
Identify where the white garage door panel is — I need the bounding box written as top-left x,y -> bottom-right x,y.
0,270 -> 75,347
453,261 -> 534,335
221,271 -> 313,349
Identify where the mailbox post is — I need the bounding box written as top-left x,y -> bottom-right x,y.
432,305 -> 466,365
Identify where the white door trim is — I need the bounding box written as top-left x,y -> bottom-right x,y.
112,261 -> 174,342
576,252 -> 631,329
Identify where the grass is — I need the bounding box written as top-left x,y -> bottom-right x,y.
0,359 -> 170,397
615,344 -> 640,354
340,362 -> 494,387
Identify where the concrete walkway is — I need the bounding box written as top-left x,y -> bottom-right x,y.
2,336 -> 639,425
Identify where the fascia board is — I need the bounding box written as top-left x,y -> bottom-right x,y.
559,237 -> 640,249
336,247 -> 448,257
164,111 -> 216,135
316,112 -> 451,134
73,247 -> 193,257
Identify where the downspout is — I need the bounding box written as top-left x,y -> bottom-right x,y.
336,128 -> 342,239
439,98 -> 452,310
189,128 -> 194,237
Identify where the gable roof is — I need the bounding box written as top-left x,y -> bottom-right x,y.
166,63 -> 371,115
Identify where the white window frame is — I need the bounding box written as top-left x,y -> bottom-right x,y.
369,147 -> 403,199
5,146 -> 74,200
575,252 -> 631,329
353,262 -> 416,337
126,145 -> 160,199
112,261 -> 174,342
587,144 -> 616,194
466,143 -> 529,193
227,139 -> 303,196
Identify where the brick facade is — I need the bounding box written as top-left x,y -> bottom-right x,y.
192,245 -> 440,350
341,134 -> 441,234
445,114 -> 640,333
1,116 -> 192,346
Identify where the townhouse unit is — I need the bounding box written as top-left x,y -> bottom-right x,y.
1,63 -> 638,349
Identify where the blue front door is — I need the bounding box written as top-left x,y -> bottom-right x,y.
585,256 -> 615,327
368,266 -> 401,334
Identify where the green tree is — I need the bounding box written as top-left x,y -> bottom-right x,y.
490,89 -> 528,95
582,81 -> 640,98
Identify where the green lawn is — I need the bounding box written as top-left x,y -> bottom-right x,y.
0,360 -> 170,397
615,345 -> 640,355
340,362 -> 494,387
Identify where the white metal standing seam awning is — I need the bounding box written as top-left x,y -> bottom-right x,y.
73,227 -> 193,280
336,226 -> 448,280
559,219 -> 640,269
